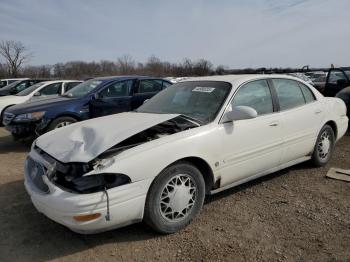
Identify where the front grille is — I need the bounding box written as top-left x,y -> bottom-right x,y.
26,157 -> 50,194
3,112 -> 15,125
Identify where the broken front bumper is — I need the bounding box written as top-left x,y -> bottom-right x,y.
24,154 -> 153,234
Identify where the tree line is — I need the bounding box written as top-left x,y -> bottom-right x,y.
0,40 -> 329,80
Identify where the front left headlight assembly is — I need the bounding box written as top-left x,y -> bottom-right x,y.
14,111 -> 46,123
71,173 -> 131,193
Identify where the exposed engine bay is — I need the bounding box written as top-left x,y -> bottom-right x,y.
33,116 -> 199,194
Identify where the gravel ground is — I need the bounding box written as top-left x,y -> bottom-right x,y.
0,127 -> 349,262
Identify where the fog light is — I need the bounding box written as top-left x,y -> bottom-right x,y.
73,213 -> 101,222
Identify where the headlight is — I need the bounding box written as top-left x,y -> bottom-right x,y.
71,173 -> 131,193
14,111 -> 45,122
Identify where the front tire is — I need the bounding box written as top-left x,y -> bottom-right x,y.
311,125 -> 335,167
47,116 -> 77,131
144,161 -> 205,234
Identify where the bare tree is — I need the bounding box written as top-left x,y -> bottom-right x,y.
117,55 -> 135,74
0,40 -> 31,77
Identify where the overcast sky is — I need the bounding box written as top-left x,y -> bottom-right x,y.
0,0 -> 349,68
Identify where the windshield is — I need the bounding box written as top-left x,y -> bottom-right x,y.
0,80 -> 21,91
137,81 -> 232,124
0,80 -> 8,88
64,80 -> 102,98
16,82 -> 46,96
345,71 -> 350,78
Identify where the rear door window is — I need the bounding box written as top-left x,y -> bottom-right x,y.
40,83 -> 62,95
272,79 -> 305,110
138,80 -> 163,93
100,80 -> 133,98
328,70 -> 348,84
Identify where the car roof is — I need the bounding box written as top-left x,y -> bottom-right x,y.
93,75 -> 168,82
184,74 -> 307,86
1,78 -> 29,81
40,80 -> 82,85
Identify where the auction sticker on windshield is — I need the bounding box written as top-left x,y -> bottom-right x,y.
192,87 -> 215,93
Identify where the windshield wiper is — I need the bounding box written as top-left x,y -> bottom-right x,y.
179,114 -> 202,126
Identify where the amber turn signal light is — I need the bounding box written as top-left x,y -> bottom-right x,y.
73,213 -> 101,222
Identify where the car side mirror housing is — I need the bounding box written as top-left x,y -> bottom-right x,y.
222,106 -> 258,123
92,93 -> 101,100
33,91 -> 41,96
337,79 -> 347,85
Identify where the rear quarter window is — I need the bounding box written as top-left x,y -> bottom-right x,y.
298,82 -> 316,103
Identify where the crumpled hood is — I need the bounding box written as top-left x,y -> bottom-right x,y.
36,112 -> 179,163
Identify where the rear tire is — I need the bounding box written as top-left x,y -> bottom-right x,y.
47,116 -> 77,131
144,161 -> 205,234
311,125 -> 335,167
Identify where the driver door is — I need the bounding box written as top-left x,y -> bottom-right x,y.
90,80 -> 134,118
217,79 -> 283,186
325,69 -> 350,97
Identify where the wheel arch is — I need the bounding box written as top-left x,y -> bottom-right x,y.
55,112 -> 82,121
169,156 -> 215,195
45,113 -> 82,131
0,104 -> 16,126
324,120 -> 338,140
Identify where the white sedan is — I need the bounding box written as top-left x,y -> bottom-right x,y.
0,80 -> 82,123
24,75 -> 348,234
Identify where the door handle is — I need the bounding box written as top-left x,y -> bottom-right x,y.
269,121 -> 279,127
315,109 -> 322,114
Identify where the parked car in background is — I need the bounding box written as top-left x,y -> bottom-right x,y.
0,80 -> 82,125
3,76 -> 172,137
0,78 -> 28,89
289,73 -> 314,86
312,75 -> 327,93
324,68 -> 350,97
336,86 -> 350,117
27,80 -> 82,102
24,75 -> 347,234
0,79 -> 47,96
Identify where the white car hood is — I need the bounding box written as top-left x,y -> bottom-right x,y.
36,112 -> 179,163
0,95 -> 28,109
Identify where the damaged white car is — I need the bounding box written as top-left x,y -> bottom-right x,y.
24,75 -> 348,234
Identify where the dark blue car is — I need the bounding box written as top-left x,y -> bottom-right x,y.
3,76 -> 172,137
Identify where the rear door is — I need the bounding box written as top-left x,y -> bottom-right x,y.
271,79 -> 324,164
324,69 -> 350,97
131,79 -> 164,109
90,79 -> 134,118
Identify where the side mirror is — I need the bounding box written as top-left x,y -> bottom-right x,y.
92,93 -> 101,100
222,106 -> 258,123
33,91 -> 41,96
337,79 -> 347,85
